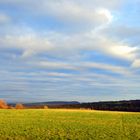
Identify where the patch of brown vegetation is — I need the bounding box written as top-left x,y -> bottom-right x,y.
15,103 -> 24,109
0,100 -> 8,109
44,106 -> 49,109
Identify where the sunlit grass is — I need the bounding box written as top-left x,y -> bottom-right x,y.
0,109 -> 139,140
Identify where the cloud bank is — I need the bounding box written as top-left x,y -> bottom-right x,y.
0,0 -> 140,102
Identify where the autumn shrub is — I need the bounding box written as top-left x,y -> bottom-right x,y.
0,100 -> 8,109
44,106 -> 49,109
15,103 -> 24,109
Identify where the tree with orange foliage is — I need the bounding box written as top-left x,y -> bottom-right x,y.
0,100 -> 8,109
15,103 -> 24,109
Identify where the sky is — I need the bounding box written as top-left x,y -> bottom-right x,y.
0,0 -> 140,103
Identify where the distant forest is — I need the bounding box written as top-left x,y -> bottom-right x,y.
20,100 -> 140,112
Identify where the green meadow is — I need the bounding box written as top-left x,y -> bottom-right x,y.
0,109 -> 139,140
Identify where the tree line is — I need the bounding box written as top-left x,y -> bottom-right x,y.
47,100 -> 140,112
0,99 -> 139,112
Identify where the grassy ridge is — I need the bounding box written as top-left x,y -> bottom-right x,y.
0,109 -> 139,140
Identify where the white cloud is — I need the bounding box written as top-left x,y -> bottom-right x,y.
32,60 -> 130,75
43,1 -> 113,25
82,62 -> 130,75
0,26 -> 138,62
96,8 -> 113,23
0,0 -> 135,61
0,0 -> 140,102
132,59 -> 140,68
0,0 -> 117,27
47,72 -> 73,77
109,45 -> 137,60
37,61 -> 79,71
0,34 -> 53,57
54,31 -> 138,61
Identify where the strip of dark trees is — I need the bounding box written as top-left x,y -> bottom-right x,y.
47,100 -> 140,112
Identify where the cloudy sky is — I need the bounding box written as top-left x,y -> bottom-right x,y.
0,0 -> 140,103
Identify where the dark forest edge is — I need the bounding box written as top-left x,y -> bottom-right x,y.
7,100 -> 140,112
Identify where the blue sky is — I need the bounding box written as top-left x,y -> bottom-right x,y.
0,0 -> 140,103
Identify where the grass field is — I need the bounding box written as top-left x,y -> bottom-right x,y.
0,109 -> 139,140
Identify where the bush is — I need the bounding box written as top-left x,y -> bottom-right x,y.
0,100 -> 8,109
44,106 -> 49,109
15,103 -> 24,109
